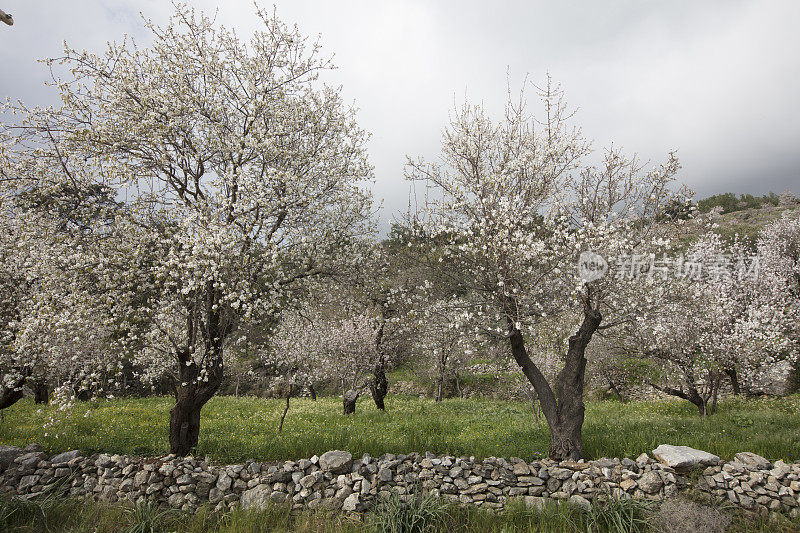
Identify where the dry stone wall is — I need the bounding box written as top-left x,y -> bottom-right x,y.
1,443 -> 799,517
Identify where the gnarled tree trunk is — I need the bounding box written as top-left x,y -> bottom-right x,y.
169,362 -> 222,455
169,287 -> 228,456
506,301 -> 602,461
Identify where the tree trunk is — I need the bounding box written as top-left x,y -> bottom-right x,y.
33,379 -> 49,404
308,384 -> 317,401
169,283 -> 229,456
455,371 -> 462,398
169,352 -> 224,455
369,321 -> 389,411
435,352 -> 447,402
649,379 -> 708,415
278,388 -> 291,433
370,365 -> 388,410
506,301 -> 602,461
725,367 -> 740,396
0,385 -> 24,411
343,389 -> 359,415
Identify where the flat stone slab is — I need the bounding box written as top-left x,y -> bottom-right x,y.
652,445 -> 719,470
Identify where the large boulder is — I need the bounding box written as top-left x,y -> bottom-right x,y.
0,445 -> 23,469
319,450 -> 353,474
240,484 -> 271,509
652,445 -> 719,470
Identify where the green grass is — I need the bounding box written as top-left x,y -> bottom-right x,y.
2,492 -> 799,533
1,394 -> 799,464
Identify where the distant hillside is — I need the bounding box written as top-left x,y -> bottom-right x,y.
676,191 -> 799,247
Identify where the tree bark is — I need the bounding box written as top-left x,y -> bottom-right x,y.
369,320 -> 388,410
169,284 -> 229,456
0,385 -> 24,411
435,351 -> 447,402
506,301 -> 602,461
308,383 -> 317,401
725,367 -> 740,396
343,389 -> 359,415
169,362 -> 222,454
648,379 -> 708,415
33,379 -> 49,404
278,387 -> 292,433
0,369 -> 26,411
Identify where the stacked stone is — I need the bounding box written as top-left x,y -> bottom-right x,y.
698,452 -> 800,516
1,443 -> 799,516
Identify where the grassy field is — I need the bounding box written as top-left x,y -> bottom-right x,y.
1,394 -> 799,464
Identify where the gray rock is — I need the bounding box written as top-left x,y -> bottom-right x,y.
524,496 -> 547,510
770,460 -> 790,480
216,472 -> 232,491
652,445 -> 719,470
240,484 -> 271,509
734,452 -> 771,470
569,494 -> 592,512
95,454 -> 115,468
342,492 -> 361,511
0,445 -> 22,469
319,450 -> 353,474
270,491 -> 287,504
50,450 -> 82,464
638,471 -> 663,494
18,475 -> 40,491
299,474 -> 316,488
15,452 -> 46,468
378,467 -> 393,482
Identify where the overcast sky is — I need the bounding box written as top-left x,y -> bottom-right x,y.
1,1 -> 798,227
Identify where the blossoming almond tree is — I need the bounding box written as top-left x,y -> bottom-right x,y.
619,230 -> 796,414
1,4 -> 373,454
267,298 -> 383,415
0,141 -> 129,412
755,214 -> 800,375
406,78 -> 684,460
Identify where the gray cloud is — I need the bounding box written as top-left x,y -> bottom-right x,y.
1,0 -> 797,226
